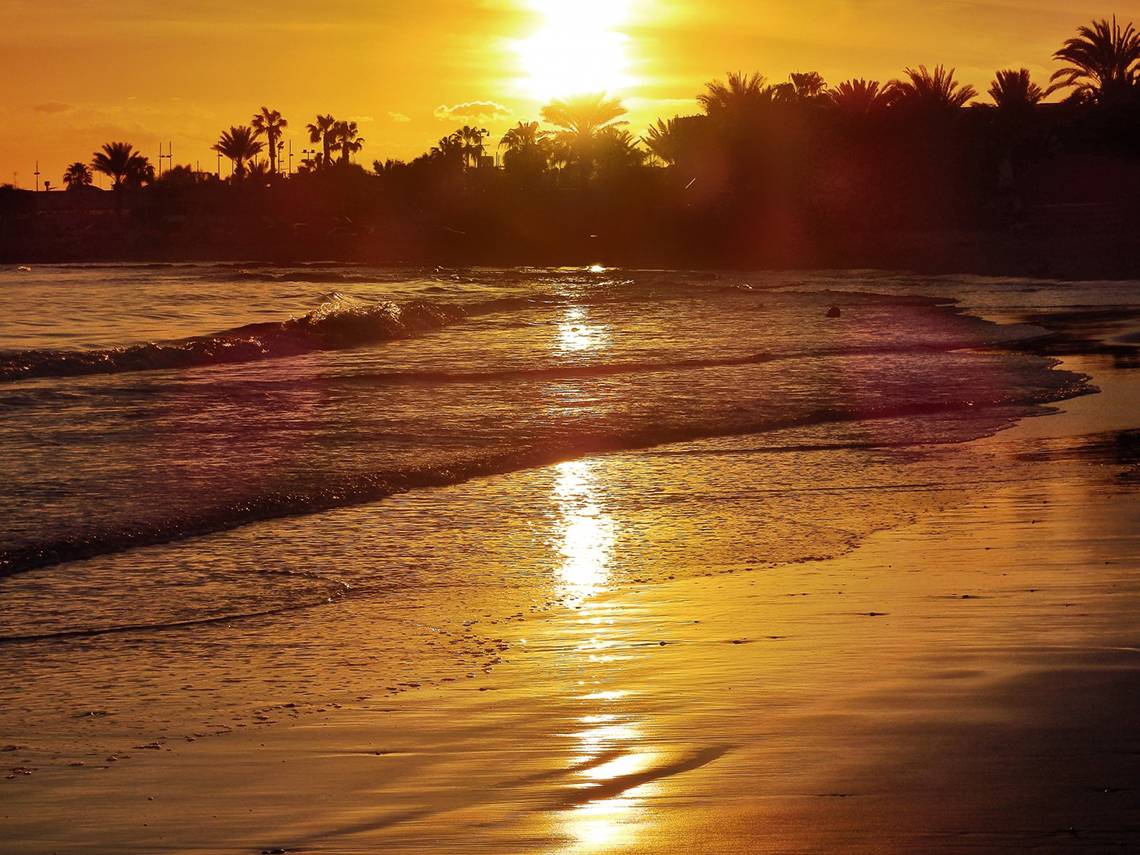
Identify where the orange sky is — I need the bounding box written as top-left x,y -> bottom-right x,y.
3,1 -> 1138,187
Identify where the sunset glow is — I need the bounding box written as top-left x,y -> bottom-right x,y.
4,2 -> 1140,852
3,2 -> 1136,182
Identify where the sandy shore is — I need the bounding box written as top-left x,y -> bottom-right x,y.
1,351 -> 1137,854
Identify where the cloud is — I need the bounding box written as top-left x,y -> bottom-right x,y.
433,100 -> 511,124
33,101 -> 72,114
388,111 -> 412,123
348,115 -> 375,124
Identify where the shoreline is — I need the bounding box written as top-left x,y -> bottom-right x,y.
2,343 -> 1138,852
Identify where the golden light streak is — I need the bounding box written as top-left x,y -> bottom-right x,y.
557,306 -> 610,354
553,459 -> 616,602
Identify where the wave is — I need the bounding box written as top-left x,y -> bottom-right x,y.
0,378 -> 1091,580
0,284 -> 1001,384
225,269 -> 375,284
0,293 -> 468,381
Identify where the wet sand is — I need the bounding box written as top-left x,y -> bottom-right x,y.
2,355 -> 1138,854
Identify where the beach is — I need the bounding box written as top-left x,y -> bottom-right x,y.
1,268 -> 1138,853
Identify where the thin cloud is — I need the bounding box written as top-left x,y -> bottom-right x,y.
388,111 -> 412,123
433,100 -> 511,123
33,102 -> 72,114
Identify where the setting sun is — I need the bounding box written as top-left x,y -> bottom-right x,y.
515,0 -> 636,100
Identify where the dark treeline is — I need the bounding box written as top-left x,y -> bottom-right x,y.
4,17 -> 1140,275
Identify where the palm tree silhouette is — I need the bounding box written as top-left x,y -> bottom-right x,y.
1052,17 -> 1140,104
63,162 -> 93,190
456,125 -> 489,169
90,142 -> 152,189
251,107 -> 288,174
827,79 -> 894,116
541,93 -> 628,180
246,160 -> 272,181
306,115 -> 338,170
642,117 -> 685,165
776,71 -> 828,103
697,72 -> 777,117
212,126 -> 264,179
330,120 -> 365,164
986,69 -> 1056,198
500,120 -> 540,151
499,121 -> 549,176
989,69 -> 1058,110
594,128 -> 646,173
372,158 -> 405,176
431,132 -> 465,164
888,66 -> 978,111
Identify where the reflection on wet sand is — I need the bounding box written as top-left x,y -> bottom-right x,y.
554,459 -> 616,605
551,456 -> 652,851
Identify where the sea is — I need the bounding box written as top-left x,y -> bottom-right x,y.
0,263 -> 1128,757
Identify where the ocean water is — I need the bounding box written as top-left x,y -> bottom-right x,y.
0,264 -> 1113,757
0,265 -> 1088,573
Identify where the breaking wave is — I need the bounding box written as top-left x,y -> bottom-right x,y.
0,293 -> 468,381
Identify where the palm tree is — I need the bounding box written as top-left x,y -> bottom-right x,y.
985,69 -> 1056,195
306,114 -> 338,169
431,132 -> 465,163
989,68 -> 1057,110
331,120 -> 364,164
500,120 -> 540,151
456,125 -> 489,169
372,158 -> 405,176
827,79 -> 894,116
594,128 -> 646,172
642,117 -> 685,165
697,72 -> 776,117
63,161 -> 93,190
888,65 -> 977,112
541,93 -> 628,178
251,107 -> 288,174
212,126 -> 264,178
642,117 -> 693,166
499,121 -> 548,174
246,160 -> 272,181
1052,17 -> 1140,104
776,71 -> 828,103
90,142 -> 152,189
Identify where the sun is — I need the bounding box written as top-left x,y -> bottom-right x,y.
515,0 -> 636,101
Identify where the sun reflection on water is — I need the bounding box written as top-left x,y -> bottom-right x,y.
557,306 -> 611,354
554,459 -> 615,604
564,796 -> 640,850
549,458 -> 652,851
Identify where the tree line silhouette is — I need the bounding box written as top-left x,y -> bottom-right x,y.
7,16 -> 1140,273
